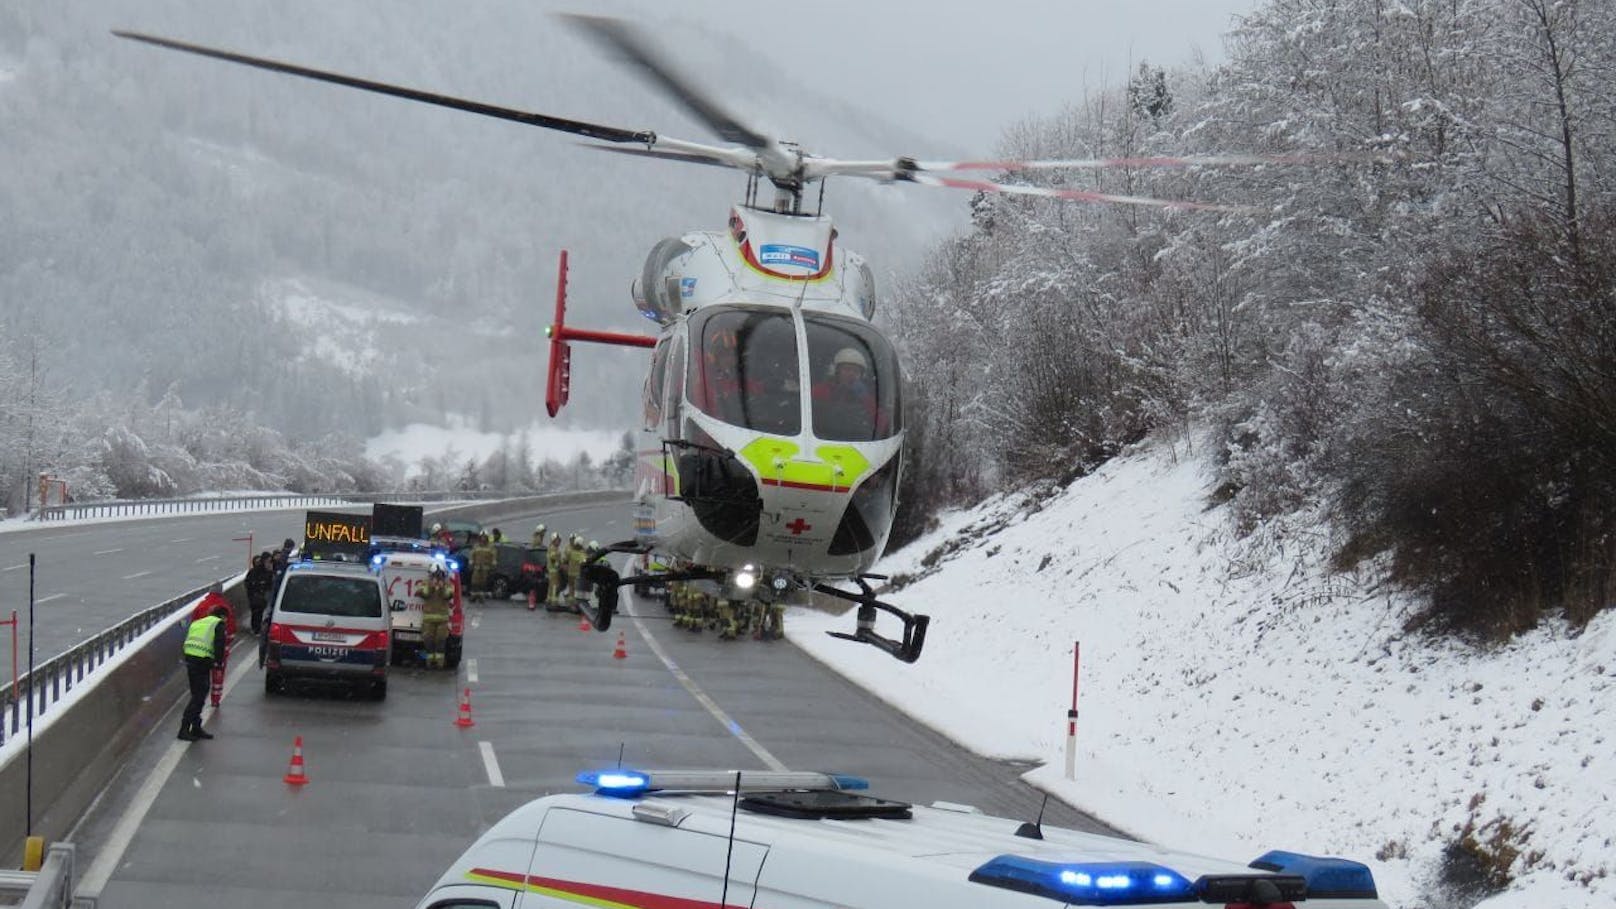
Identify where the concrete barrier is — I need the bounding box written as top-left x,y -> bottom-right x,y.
0,584 -> 246,868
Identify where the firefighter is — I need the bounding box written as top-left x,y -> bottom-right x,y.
530,523 -> 547,549
715,597 -> 739,640
545,532 -> 566,610
469,533 -> 496,603
416,565 -> 455,668
565,535 -> 588,612
758,601 -> 785,640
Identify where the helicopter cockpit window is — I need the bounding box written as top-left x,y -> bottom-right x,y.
687,308 -> 801,436
805,315 -> 901,442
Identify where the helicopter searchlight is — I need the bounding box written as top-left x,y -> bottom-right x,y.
114,14 -> 1360,664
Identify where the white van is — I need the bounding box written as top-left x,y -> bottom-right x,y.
374,550 -> 465,668
263,560 -> 390,699
414,769 -> 1388,909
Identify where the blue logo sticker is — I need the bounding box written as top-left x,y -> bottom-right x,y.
679,277 -> 697,298
758,244 -> 821,270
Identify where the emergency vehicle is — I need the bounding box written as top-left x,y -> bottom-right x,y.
414,769 -> 1388,909
374,549 -> 466,669
263,560 -> 390,699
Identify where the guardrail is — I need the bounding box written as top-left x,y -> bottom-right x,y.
0,582 -> 221,749
31,488 -> 604,522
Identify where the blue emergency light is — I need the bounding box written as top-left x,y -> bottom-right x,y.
1249,850 -> 1378,899
969,856 -> 1196,905
578,769 -> 654,797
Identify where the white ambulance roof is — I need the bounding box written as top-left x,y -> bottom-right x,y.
437,788 -> 1383,908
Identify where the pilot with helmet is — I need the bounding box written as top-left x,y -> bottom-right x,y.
812,346 -> 883,437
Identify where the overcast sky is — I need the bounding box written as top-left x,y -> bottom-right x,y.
604,0 -> 1260,152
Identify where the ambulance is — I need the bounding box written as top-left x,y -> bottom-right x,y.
414,769 -> 1387,909
374,549 -> 466,669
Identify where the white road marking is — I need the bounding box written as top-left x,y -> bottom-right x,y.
93,548 -> 124,555
122,570 -> 153,580
1,564 -> 24,573
35,594 -> 67,604
466,658 -> 479,684
76,653 -> 257,897
168,538 -> 193,544
471,614 -> 481,630
478,741 -> 505,787
629,608 -> 788,772
194,555 -> 221,563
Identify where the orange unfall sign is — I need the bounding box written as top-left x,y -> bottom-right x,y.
303,510 -> 372,558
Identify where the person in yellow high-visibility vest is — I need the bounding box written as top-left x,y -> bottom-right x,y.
180,604 -> 229,741
545,532 -> 566,610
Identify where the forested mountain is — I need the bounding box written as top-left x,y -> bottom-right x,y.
0,0 -> 962,511
893,0 -> 1616,637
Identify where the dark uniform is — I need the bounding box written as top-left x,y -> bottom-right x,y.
245,553 -> 275,635
180,607 -> 228,740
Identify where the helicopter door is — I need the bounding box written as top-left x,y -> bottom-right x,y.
663,335 -> 685,444
643,339 -> 669,432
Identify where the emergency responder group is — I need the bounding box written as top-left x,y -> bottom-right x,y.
662,577 -> 784,641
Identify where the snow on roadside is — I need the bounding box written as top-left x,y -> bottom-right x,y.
788,437 -> 1613,909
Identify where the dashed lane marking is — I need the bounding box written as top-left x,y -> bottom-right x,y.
628,597 -> 787,772
93,548 -> 124,555
76,653 -> 257,898
466,658 -> 479,684
121,570 -> 152,580
479,741 -> 505,787
194,555 -> 221,563
168,538 -> 192,544
1,564 -> 24,572
36,594 -> 67,604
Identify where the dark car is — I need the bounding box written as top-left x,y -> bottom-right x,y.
454,542 -> 547,600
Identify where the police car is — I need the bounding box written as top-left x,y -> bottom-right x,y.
263,560 -> 390,699
414,769 -> 1387,909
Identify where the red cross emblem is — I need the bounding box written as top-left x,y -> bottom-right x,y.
785,517 -> 812,535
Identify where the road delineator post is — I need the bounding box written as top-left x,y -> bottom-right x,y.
283,736 -> 310,786
612,631 -> 627,660
455,688 -> 476,728
527,589 -> 538,611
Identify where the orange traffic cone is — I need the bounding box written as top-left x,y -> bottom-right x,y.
612,631 -> 628,660
577,612 -> 591,632
283,736 -> 309,786
454,688 -> 476,728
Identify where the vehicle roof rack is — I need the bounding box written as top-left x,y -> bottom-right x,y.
740,790 -> 913,820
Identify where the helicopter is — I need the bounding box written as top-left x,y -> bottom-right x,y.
114,16 -> 1318,663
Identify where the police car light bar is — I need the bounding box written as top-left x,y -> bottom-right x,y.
1249,850 -> 1378,899
968,856 -> 1196,906
577,768 -> 869,798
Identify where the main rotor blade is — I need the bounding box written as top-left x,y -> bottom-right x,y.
112,30 -> 654,145
807,151 -> 1378,181
561,14 -> 770,151
904,172 -> 1260,214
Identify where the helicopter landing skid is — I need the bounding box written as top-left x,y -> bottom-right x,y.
578,545 -> 728,633
814,577 -> 929,664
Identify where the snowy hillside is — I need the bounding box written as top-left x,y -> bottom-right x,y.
788,437 -> 1614,909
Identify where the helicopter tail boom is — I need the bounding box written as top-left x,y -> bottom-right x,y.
544,249 -> 656,417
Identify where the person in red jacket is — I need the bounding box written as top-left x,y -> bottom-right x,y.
188,588 -> 236,709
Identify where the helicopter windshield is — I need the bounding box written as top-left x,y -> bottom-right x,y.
687,307 -> 802,436
805,314 -> 900,442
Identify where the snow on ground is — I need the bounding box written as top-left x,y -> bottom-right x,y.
788,437 -> 1614,909
366,417 -> 626,476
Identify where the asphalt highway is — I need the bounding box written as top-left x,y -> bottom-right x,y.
24,502 -> 1113,906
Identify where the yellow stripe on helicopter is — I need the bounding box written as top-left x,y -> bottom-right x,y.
738,438 -> 869,493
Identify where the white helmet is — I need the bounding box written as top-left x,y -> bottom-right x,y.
832,347 -> 868,371
431,522 -> 442,533
534,523 -> 546,534
588,540 -> 600,551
